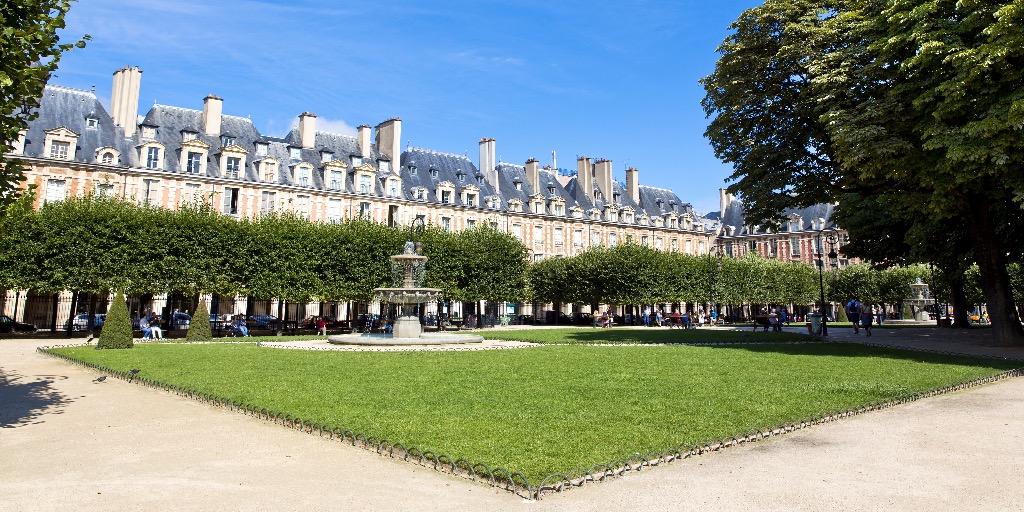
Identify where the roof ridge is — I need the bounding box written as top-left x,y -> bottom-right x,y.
45,84 -> 96,96
406,146 -> 472,160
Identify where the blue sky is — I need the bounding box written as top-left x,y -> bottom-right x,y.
54,0 -> 761,214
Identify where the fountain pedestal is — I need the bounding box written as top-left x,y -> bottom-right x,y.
327,241 -> 482,346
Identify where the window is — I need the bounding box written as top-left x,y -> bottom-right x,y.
671,238 -> 678,252
141,126 -> 156,138
352,156 -> 363,166
223,187 -> 239,214
296,195 -> 310,218
183,183 -> 202,204
86,118 -> 98,129
101,152 -> 114,165
297,166 -> 310,187
44,179 -> 66,203
457,173 -> 465,183
264,162 -> 278,183
512,224 -> 523,241
815,237 -> 823,254
329,170 -> 342,190
146,146 -> 161,169
289,147 -> 302,159
466,193 -> 476,207
359,201 -> 371,219
95,183 -> 114,198
441,216 -> 451,231
554,227 -> 564,246
322,152 -> 333,162
750,240 -> 759,253
260,191 -> 276,214
380,161 -> 390,173
533,202 -> 543,214
225,157 -> 240,178
476,175 -> 483,184
409,166 -> 417,176
699,241 -> 707,254
221,136 -> 235,147
441,190 -> 451,204
642,235 -> 649,246
534,253 -> 544,262
554,204 -> 564,216
548,186 -> 555,195
50,141 -> 69,159
359,174 -> 372,194
791,237 -> 801,256
534,226 -> 544,245
515,182 -> 523,191
591,231 -> 601,247
327,198 -> 342,223
655,236 -> 664,249
416,189 -> 425,201
467,219 -> 476,229
142,178 -> 159,204
182,131 -> 196,142
573,229 -> 583,248
255,143 -> 268,156
186,152 -> 202,174
686,240 -> 693,254
387,179 -> 400,197
429,168 -> 438,178
609,232 -> 617,247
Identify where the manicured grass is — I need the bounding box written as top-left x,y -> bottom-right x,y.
155,334 -> 325,343
51,342 -> 1017,483
481,327 -> 809,344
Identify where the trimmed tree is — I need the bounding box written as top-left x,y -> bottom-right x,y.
97,291 -> 132,349
186,299 -> 212,342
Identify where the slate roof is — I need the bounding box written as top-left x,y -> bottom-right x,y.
23,85 -> 132,165
716,199 -> 837,236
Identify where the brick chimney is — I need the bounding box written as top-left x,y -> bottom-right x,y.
526,158 -> 540,194
577,156 -> 594,203
110,66 -> 142,137
626,167 -> 640,204
202,94 -> 223,136
375,118 -> 402,163
357,125 -> 372,158
478,138 -> 497,191
298,112 -> 317,149
595,159 -> 613,203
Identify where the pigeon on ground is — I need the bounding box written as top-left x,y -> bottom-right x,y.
129,369 -> 140,376
93,375 -> 107,382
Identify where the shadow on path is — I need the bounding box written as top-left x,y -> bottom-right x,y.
0,368 -> 73,428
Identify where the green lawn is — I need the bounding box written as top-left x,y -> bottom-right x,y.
51,342 -> 1017,484
481,326 -> 809,344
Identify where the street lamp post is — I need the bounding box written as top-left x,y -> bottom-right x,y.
815,231 -> 839,336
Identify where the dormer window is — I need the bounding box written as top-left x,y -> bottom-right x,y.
457,171 -> 465,182
141,126 -> 156,138
409,165 -> 418,176
219,144 -> 248,179
359,174 -> 372,194
182,131 -> 197,142
613,192 -> 621,204
476,175 -> 483,185
101,152 -> 114,164
186,152 -> 203,174
352,156 -> 363,166
329,170 -> 342,190
548,186 -> 555,195
289,147 -> 302,159
415,188 -> 425,201
387,178 -> 400,198
221,136 -> 236,147
380,160 -> 390,173
95,146 -> 120,165
263,160 -> 278,183
441,190 -> 451,204
296,165 -> 311,187
466,193 -> 477,207
429,167 -> 438,178
86,118 -> 98,129
656,199 -> 664,209
321,152 -> 332,162
255,143 -> 268,156
515,182 -> 523,191
225,157 -> 240,178
44,127 -> 79,161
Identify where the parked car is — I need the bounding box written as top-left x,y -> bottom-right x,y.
69,313 -> 106,331
169,312 -> 191,329
544,311 -> 573,324
570,312 -> 593,325
209,313 -> 232,330
0,314 -> 38,333
249,314 -> 278,328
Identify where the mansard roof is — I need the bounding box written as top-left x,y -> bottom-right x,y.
718,199 -> 837,236
400,147 -> 498,206
23,85 -> 132,165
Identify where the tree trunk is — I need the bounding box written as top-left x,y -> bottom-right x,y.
948,276 -> 971,329
65,290 -> 79,337
967,194 -> 1024,345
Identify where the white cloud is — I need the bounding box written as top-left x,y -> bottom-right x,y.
289,116 -> 358,136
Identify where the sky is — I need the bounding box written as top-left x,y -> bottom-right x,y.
53,0 -> 762,215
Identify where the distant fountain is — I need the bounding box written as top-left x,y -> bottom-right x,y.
328,235 -> 482,346
903,278 -> 934,322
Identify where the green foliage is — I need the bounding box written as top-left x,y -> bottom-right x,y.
52,342 -> 1016,483
837,305 -> 848,322
186,300 -> 212,342
97,291 -> 133,349
0,0 -> 89,210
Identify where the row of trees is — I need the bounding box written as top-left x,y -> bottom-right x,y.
701,0 -> 1024,343
2,194 -> 1019,322
0,194 -> 529,306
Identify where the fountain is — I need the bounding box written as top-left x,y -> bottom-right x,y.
902,278 -> 934,322
328,234 -> 482,346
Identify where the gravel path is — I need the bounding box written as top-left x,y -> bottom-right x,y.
2,328 -> 1023,511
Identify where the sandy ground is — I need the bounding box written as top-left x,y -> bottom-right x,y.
2,328 -> 1023,511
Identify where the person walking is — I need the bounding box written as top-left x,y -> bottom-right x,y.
846,298 -> 862,334
861,307 -> 874,336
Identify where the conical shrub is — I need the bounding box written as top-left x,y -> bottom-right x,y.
97,291 -> 133,349
837,306 -> 848,323
187,300 -> 212,342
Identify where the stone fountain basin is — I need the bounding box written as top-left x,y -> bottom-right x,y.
328,332 -> 484,345
373,287 -> 443,305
